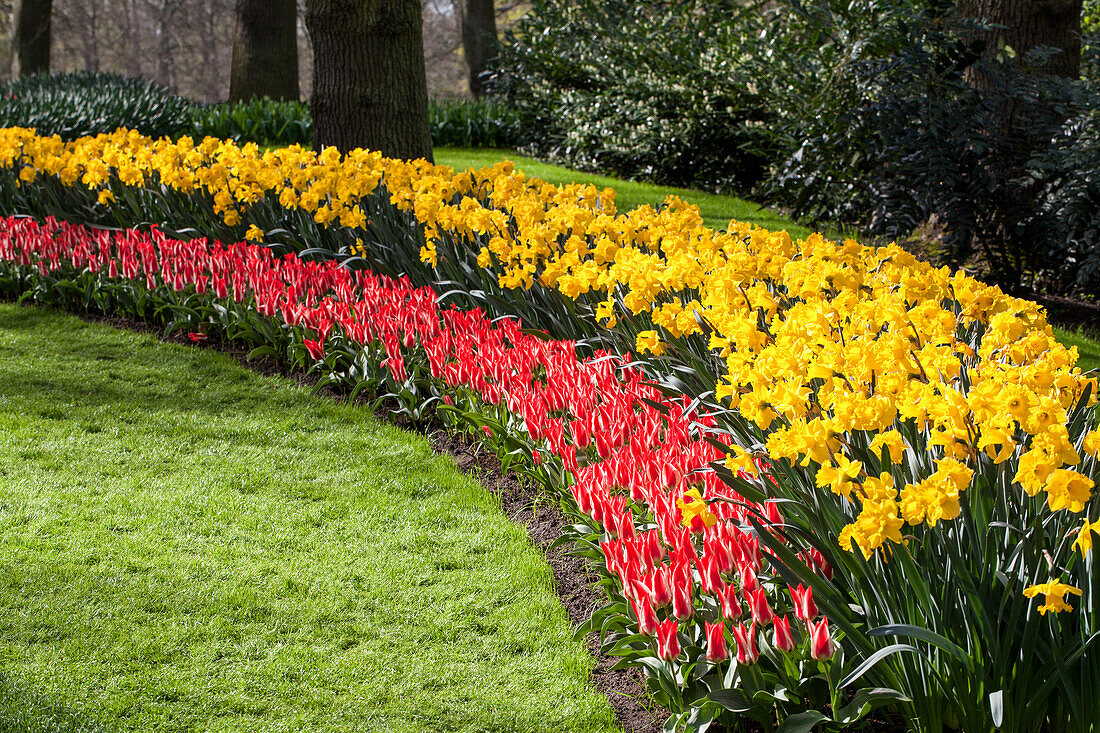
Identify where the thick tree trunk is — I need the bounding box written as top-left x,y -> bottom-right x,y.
79,1 -> 99,72
461,0 -> 497,98
305,0 -> 433,160
229,0 -> 300,102
959,0 -> 1083,78
11,0 -> 52,78
154,1 -> 177,89
122,0 -> 144,79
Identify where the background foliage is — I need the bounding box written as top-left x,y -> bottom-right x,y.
486,0 -> 771,191
0,71 -> 194,140
490,0 -> 1100,298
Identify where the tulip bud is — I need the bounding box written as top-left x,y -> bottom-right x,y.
764,499 -> 783,525
790,583 -> 818,623
705,621 -> 729,662
738,562 -> 759,594
671,577 -> 694,620
808,617 -> 835,660
718,583 -> 742,619
810,548 -> 834,580
572,420 -> 590,448
595,431 -> 612,459
656,619 -> 681,661
649,565 -> 673,608
733,622 -> 759,665
746,586 -> 774,625
698,554 -> 723,595
632,597 -> 659,635
615,511 -> 636,540
660,462 -> 680,489
773,615 -> 795,652
642,531 -> 664,568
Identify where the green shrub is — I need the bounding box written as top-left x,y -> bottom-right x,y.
1033,105 -> 1100,298
189,97 -> 312,147
429,97 -> 519,148
486,0 -> 771,191
189,96 -> 518,149
0,71 -> 193,140
748,0 -> 1100,297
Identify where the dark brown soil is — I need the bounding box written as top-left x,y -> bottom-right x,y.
68,308 -> 668,733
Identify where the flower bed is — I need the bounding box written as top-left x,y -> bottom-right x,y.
0,126 -> 1098,731
0,215 -> 871,731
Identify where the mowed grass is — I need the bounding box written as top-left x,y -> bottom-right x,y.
1055,326 -> 1100,373
0,304 -> 620,733
435,147 -> 813,238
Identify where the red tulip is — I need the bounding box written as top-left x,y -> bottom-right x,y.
718,583 -> 742,619
773,615 -> 795,652
746,586 -> 774,625
649,565 -> 673,608
572,420 -> 590,448
790,583 -> 818,623
705,621 -> 729,662
656,619 -> 681,661
671,573 -> 694,620
808,617 -> 835,660
698,554 -> 723,595
809,547 -> 834,580
733,622 -> 759,665
738,561 -> 759,593
302,337 -> 325,360
632,597 -> 659,634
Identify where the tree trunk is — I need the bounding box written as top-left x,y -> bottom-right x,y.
229,0 -> 300,102
80,0 -> 99,73
154,1 -> 177,89
959,0 -> 1083,78
305,0 -> 433,161
122,0 -> 143,79
11,0 -> 52,78
461,0 -> 496,98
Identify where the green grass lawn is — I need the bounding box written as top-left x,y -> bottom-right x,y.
0,304 -> 620,733
435,147 -> 814,237
1054,326 -> 1100,374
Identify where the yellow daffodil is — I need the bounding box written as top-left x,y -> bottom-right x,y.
677,488 -> 717,530
1023,580 -> 1083,615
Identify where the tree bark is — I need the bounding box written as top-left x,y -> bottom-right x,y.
229,0 -> 301,102
154,1 -> 178,89
959,0 -> 1083,78
11,0 -> 52,78
305,0 -> 433,161
461,0 -> 496,98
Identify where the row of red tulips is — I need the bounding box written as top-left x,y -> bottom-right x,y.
0,215 -> 890,731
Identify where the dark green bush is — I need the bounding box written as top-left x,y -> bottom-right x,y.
742,0 -> 1099,296
189,96 -> 518,149
429,97 -> 519,148
1032,104 -> 1100,297
487,0 -> 771,191
189,97 -> 312,147
0,71 -> 193,140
